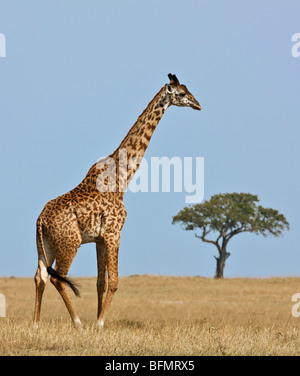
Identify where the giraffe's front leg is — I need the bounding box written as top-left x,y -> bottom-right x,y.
97,232 -> 120,328
96,238 -> 107,319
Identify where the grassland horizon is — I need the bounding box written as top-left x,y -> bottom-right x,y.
1,275 -> 300,356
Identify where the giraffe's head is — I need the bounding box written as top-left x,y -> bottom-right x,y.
165,73 -> 201,111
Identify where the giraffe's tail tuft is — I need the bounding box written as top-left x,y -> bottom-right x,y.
47,267 -> 81,298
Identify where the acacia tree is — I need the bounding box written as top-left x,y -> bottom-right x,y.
172,193 -> 289,278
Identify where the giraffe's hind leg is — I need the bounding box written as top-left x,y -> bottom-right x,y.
50,238 -> 82,328
33,238 -> 55,328
33,259 -> 48,328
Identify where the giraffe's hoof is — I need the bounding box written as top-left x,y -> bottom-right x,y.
73,317 -> 82,329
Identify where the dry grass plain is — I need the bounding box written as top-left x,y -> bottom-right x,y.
0,275 -> 300,356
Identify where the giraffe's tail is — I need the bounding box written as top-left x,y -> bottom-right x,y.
46,266 -> 80,298
36,217 -> 80,298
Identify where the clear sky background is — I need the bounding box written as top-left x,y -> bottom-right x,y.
0,0 -> 299,278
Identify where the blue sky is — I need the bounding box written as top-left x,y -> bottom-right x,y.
0,0 -> 299,278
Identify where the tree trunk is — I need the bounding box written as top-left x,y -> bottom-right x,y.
214,248 -> 230,279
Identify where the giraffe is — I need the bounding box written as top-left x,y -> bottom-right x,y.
33,74 -> 201,328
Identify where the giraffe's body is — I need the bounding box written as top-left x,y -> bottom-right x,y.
33,74 -> 201,328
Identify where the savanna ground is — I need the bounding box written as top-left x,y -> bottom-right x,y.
0,275 -> 300,356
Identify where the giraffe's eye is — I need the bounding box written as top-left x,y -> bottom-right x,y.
179,93 -> 186,97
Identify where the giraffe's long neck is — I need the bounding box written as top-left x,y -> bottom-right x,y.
112,86 -> 169,192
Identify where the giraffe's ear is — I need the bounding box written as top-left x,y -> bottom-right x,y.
166,85 -> 174,94
168,73 -> 180,85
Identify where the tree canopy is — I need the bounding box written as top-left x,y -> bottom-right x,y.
172,193 -> 290,278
